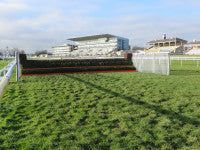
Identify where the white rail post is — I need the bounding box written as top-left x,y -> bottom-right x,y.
15,51 -> 20,82
181,60 -> 182,67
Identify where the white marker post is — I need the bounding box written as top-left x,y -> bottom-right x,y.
15,51 -> 20,82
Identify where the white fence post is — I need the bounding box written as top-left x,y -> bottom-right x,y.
15,51 -> 20,82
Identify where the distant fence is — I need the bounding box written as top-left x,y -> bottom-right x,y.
132,53 -> 170,75
171,57 -> 200,62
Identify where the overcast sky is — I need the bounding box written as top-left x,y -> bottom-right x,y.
0,0 -> 200,52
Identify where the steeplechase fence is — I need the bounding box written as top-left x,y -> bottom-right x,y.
0,52 -> 20,98
19,53 -> 135,76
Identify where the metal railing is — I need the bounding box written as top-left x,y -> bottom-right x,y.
0,52 -> 20,98
0,60 -> 16,81
170,57 -> 200,68
132,54 -> 200,75
170,56 -> 200,75
170,57 -> 200,61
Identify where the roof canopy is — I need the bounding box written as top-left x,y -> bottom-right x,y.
147,38 -> 187,45
68,34 -> 117,41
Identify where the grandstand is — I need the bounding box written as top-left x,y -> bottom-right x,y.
184,40 -> 200,55
52,34 -> 130,57
52,44 -> 77,56
185,49 -> 200,55
145,34 -> 187,54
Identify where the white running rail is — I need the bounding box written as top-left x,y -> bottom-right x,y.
170,56 -> 200,68
0,60 -> 16,81
0,52 -> 20,98
171,57 -> 200,60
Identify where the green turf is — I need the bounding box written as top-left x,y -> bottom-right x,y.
0,71 -> 200,149
0,60 -> 10,70
171,60 -> 200,75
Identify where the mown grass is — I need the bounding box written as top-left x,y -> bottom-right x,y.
0,70 -> 200,149
171,60 -> 200,75
0,60 -> 10,70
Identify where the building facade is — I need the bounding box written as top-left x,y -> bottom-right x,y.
68,34 -> 130,56
146,34 -> 187,54
52,44 -> 76,56
52,34 -> 130,56
184,40 -> 200,55
185,40 -> 200,49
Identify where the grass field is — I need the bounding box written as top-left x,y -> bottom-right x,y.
0,60 -> 10,70
0,60 -> 200,149
171,60 -> 200,75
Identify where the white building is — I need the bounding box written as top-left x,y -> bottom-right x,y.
146,34 -> 187,54
184,40 -> 200,55
52,44 -> 75,56
52,34 -> 130,56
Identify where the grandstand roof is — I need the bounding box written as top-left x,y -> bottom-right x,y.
68,34 -> 117,41
147,38 -> 187,45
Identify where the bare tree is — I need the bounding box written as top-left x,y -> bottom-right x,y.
35,50 -> 48,56
132,46 -> 146,51
19,50 -> 25,54
0,47 -> 26,57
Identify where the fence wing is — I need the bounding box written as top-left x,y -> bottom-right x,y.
132,53 -> 170,75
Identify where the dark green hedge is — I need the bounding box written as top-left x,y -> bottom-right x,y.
22,66 -> 135,74
21,59 -> 133,69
